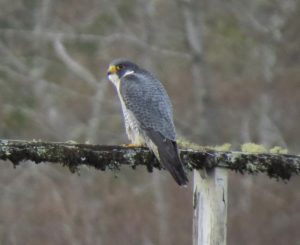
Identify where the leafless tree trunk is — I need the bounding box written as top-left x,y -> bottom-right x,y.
180,0 -> 213,143
139,1 -> 171,244
233,0 -> 291,147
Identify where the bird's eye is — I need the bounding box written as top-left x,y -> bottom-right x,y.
116,65 -> 124,70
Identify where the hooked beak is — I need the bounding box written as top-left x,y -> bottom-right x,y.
107,65 -> 117,76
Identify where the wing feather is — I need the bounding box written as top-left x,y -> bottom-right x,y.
120,71 -> 188,185
120,72 -> 176,140
145,129 -> 188,186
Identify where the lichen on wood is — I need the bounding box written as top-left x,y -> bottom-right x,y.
0,139 -> 299,181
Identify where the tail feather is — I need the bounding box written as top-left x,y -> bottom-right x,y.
158,143 -> 189,186
145,129 -> 188,186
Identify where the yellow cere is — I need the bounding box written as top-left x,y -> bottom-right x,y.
108,65 -> 117,74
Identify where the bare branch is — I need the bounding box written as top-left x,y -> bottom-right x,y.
0,139 -> 299,181
85,80 -> 109,143
53,38 -> 98,87
0,41 -> 29,74
0,28 -> 190,59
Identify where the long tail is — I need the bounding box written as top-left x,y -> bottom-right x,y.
146,130 -> 188,186
157,141 -> 188,186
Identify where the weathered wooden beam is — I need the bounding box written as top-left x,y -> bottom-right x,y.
193,168 -> 228,245
0,139 -> 300,180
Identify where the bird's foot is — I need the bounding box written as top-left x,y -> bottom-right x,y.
122,143 -> 143,147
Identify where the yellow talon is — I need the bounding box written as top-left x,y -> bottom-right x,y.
122,143 -> 143,147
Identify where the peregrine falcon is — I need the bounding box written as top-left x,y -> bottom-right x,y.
107,59 -> 188,186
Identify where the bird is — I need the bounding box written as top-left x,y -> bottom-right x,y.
107,58 -> 188,186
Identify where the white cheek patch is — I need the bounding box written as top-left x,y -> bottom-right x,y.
123,70 -> 134,77
108,70 -> 135,89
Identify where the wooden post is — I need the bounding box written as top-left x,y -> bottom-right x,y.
193,168 -> 228,245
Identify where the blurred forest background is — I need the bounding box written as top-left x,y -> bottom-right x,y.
0,0 -> 300,244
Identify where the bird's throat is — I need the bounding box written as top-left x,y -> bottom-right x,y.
108,73 -> 120,88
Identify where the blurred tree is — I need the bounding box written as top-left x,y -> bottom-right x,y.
0,0 -> 300,244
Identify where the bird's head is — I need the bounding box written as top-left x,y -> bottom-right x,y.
107,59 -> 139,84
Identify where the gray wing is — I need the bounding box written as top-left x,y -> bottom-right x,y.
120,72 -> 188,186
120,72 -> 176,141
